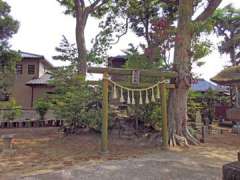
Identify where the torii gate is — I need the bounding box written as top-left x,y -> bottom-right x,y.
87,67 -> 177,153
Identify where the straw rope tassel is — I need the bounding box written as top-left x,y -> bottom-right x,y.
132,91 -> 135,105
156,84 -> 160,99
107,79 -> 166,104
112,84 -> 118,99
127,90 -> 131,104
120,88 -> 125,103
145,90 -> 149,104
151,87 -> 156,102
139,91 -> 143,105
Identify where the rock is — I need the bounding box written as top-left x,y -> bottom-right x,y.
1,134 -> 16,155
223,161 -> 240,180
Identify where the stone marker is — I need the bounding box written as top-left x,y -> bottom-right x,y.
195,111 -> 202,130
1,134 -> 16,155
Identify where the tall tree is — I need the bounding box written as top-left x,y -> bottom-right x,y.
95,0 -> 220,145
57,0 -> 111,75
167,0 -> 221,145
0,0 -> 20,100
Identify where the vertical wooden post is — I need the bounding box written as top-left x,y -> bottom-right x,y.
160,82 -> 168,149
235,85 -> 239,107
101,71 -> 109,153
201,126 -> 206,143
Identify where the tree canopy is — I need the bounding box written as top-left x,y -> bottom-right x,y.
213,4 -> 240,65
56,0 -> 114,75
0,0 -> 20,100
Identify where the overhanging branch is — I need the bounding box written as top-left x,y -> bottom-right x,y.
111,18 -> 129,45
194,0 -> 222,22
88,0 -> 107,13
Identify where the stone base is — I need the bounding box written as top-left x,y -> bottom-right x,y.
223,161 -> 240,180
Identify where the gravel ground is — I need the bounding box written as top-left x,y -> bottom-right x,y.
1,128 -> 239,180
9,150 -> 234,180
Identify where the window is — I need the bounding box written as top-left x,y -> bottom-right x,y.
28,65 -> 35,74
16,64 -> 23,74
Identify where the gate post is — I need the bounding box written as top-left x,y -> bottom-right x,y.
160,82 -> 168,149
101,71 -> 109,153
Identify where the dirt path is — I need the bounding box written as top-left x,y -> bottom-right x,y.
0,128 -> 239,180
13,149 -> 238,180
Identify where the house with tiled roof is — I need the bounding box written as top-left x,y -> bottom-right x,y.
11,51 -> 54,109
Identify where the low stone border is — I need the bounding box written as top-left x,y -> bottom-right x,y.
0,120 -> 64,129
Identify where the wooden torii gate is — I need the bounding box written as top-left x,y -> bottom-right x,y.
88,67 -> 177,153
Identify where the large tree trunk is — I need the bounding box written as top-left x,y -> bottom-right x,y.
168,0 -> 199,146
230,42 -> 240,107
75,3 -> 88,75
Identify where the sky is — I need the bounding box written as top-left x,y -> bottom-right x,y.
5,0 -> 240,81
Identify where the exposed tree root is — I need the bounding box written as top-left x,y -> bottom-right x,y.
169,133 -> 189,148
169,128 -> 200,148
174,134 -> 190,147
169,134 -> 177,147
184,128 -> 200,145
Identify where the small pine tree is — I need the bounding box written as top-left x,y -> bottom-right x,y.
34,98 -> 50,121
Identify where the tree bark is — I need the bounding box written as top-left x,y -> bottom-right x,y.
75,1 -> 88,75
74,0 -> 107,76
168,0 -> 199,146
164,0 -> 222,146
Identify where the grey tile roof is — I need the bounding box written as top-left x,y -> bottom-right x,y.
19,51 -> 44,59
26,73 -> 52,85
19,51 -> 54,68
191,79 -> 225,92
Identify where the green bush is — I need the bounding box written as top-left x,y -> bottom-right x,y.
50,67 -> 104,132
34,98 -> 50,120
1,99 -> 22,121
128,103 -> 162,130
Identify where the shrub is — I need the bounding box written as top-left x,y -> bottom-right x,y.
1,99 -> 22,121
34,98 -> 50,120
128,103 -> 162,130
50,67 -> 104,132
